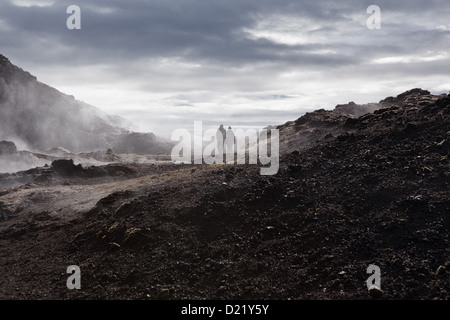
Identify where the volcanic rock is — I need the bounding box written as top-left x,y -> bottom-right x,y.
51,159 -> 84,176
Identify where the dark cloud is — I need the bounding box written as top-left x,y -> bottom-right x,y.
2,0 -> 449,67
1,0 -> 449,135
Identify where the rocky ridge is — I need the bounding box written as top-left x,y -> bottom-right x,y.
276,88 -> 446,154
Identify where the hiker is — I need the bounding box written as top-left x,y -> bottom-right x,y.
225,126 -> 235,159
216,124 -> 226,159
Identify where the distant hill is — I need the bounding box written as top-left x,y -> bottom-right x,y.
0,54 -> 172,154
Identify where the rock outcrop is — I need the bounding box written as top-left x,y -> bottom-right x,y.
276,88 -> 448,154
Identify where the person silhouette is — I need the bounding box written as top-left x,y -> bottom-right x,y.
225,126 -> 235,162
216,124 -> 226,161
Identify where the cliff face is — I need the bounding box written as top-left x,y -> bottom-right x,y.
0,54 -> 172,155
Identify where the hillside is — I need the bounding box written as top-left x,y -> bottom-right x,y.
276,88 -> 444,154
0,88 -> 448,300
0,54 -> 172,156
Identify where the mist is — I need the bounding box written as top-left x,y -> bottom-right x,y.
0,54 -> 174,174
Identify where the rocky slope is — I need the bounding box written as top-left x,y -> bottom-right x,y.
0,89 -> 448,300
276,88 -> 444,154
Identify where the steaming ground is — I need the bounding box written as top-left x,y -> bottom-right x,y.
0,146 -> 171,176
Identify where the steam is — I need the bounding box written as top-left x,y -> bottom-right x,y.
0,55 -> 173,173
0,152 -> 48,174
0,58 -> 129,154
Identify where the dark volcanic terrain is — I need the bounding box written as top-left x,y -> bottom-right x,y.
0,89 -> 449,300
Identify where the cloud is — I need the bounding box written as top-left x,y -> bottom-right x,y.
371,52 -> 450,64
1,0 -> 449,136
11,0 -> 55,7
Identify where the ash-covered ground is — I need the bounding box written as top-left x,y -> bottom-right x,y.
0,89 -> 448,300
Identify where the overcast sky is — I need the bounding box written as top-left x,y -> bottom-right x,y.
1,0 -> 449,137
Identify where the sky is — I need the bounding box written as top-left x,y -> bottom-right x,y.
1,0 -> 449,137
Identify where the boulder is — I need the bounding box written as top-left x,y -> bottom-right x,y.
51,159 -> 84,176
368,285 -> 383,298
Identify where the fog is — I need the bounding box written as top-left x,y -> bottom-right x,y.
0,65 -> 126,153
0,54 -> 175,174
